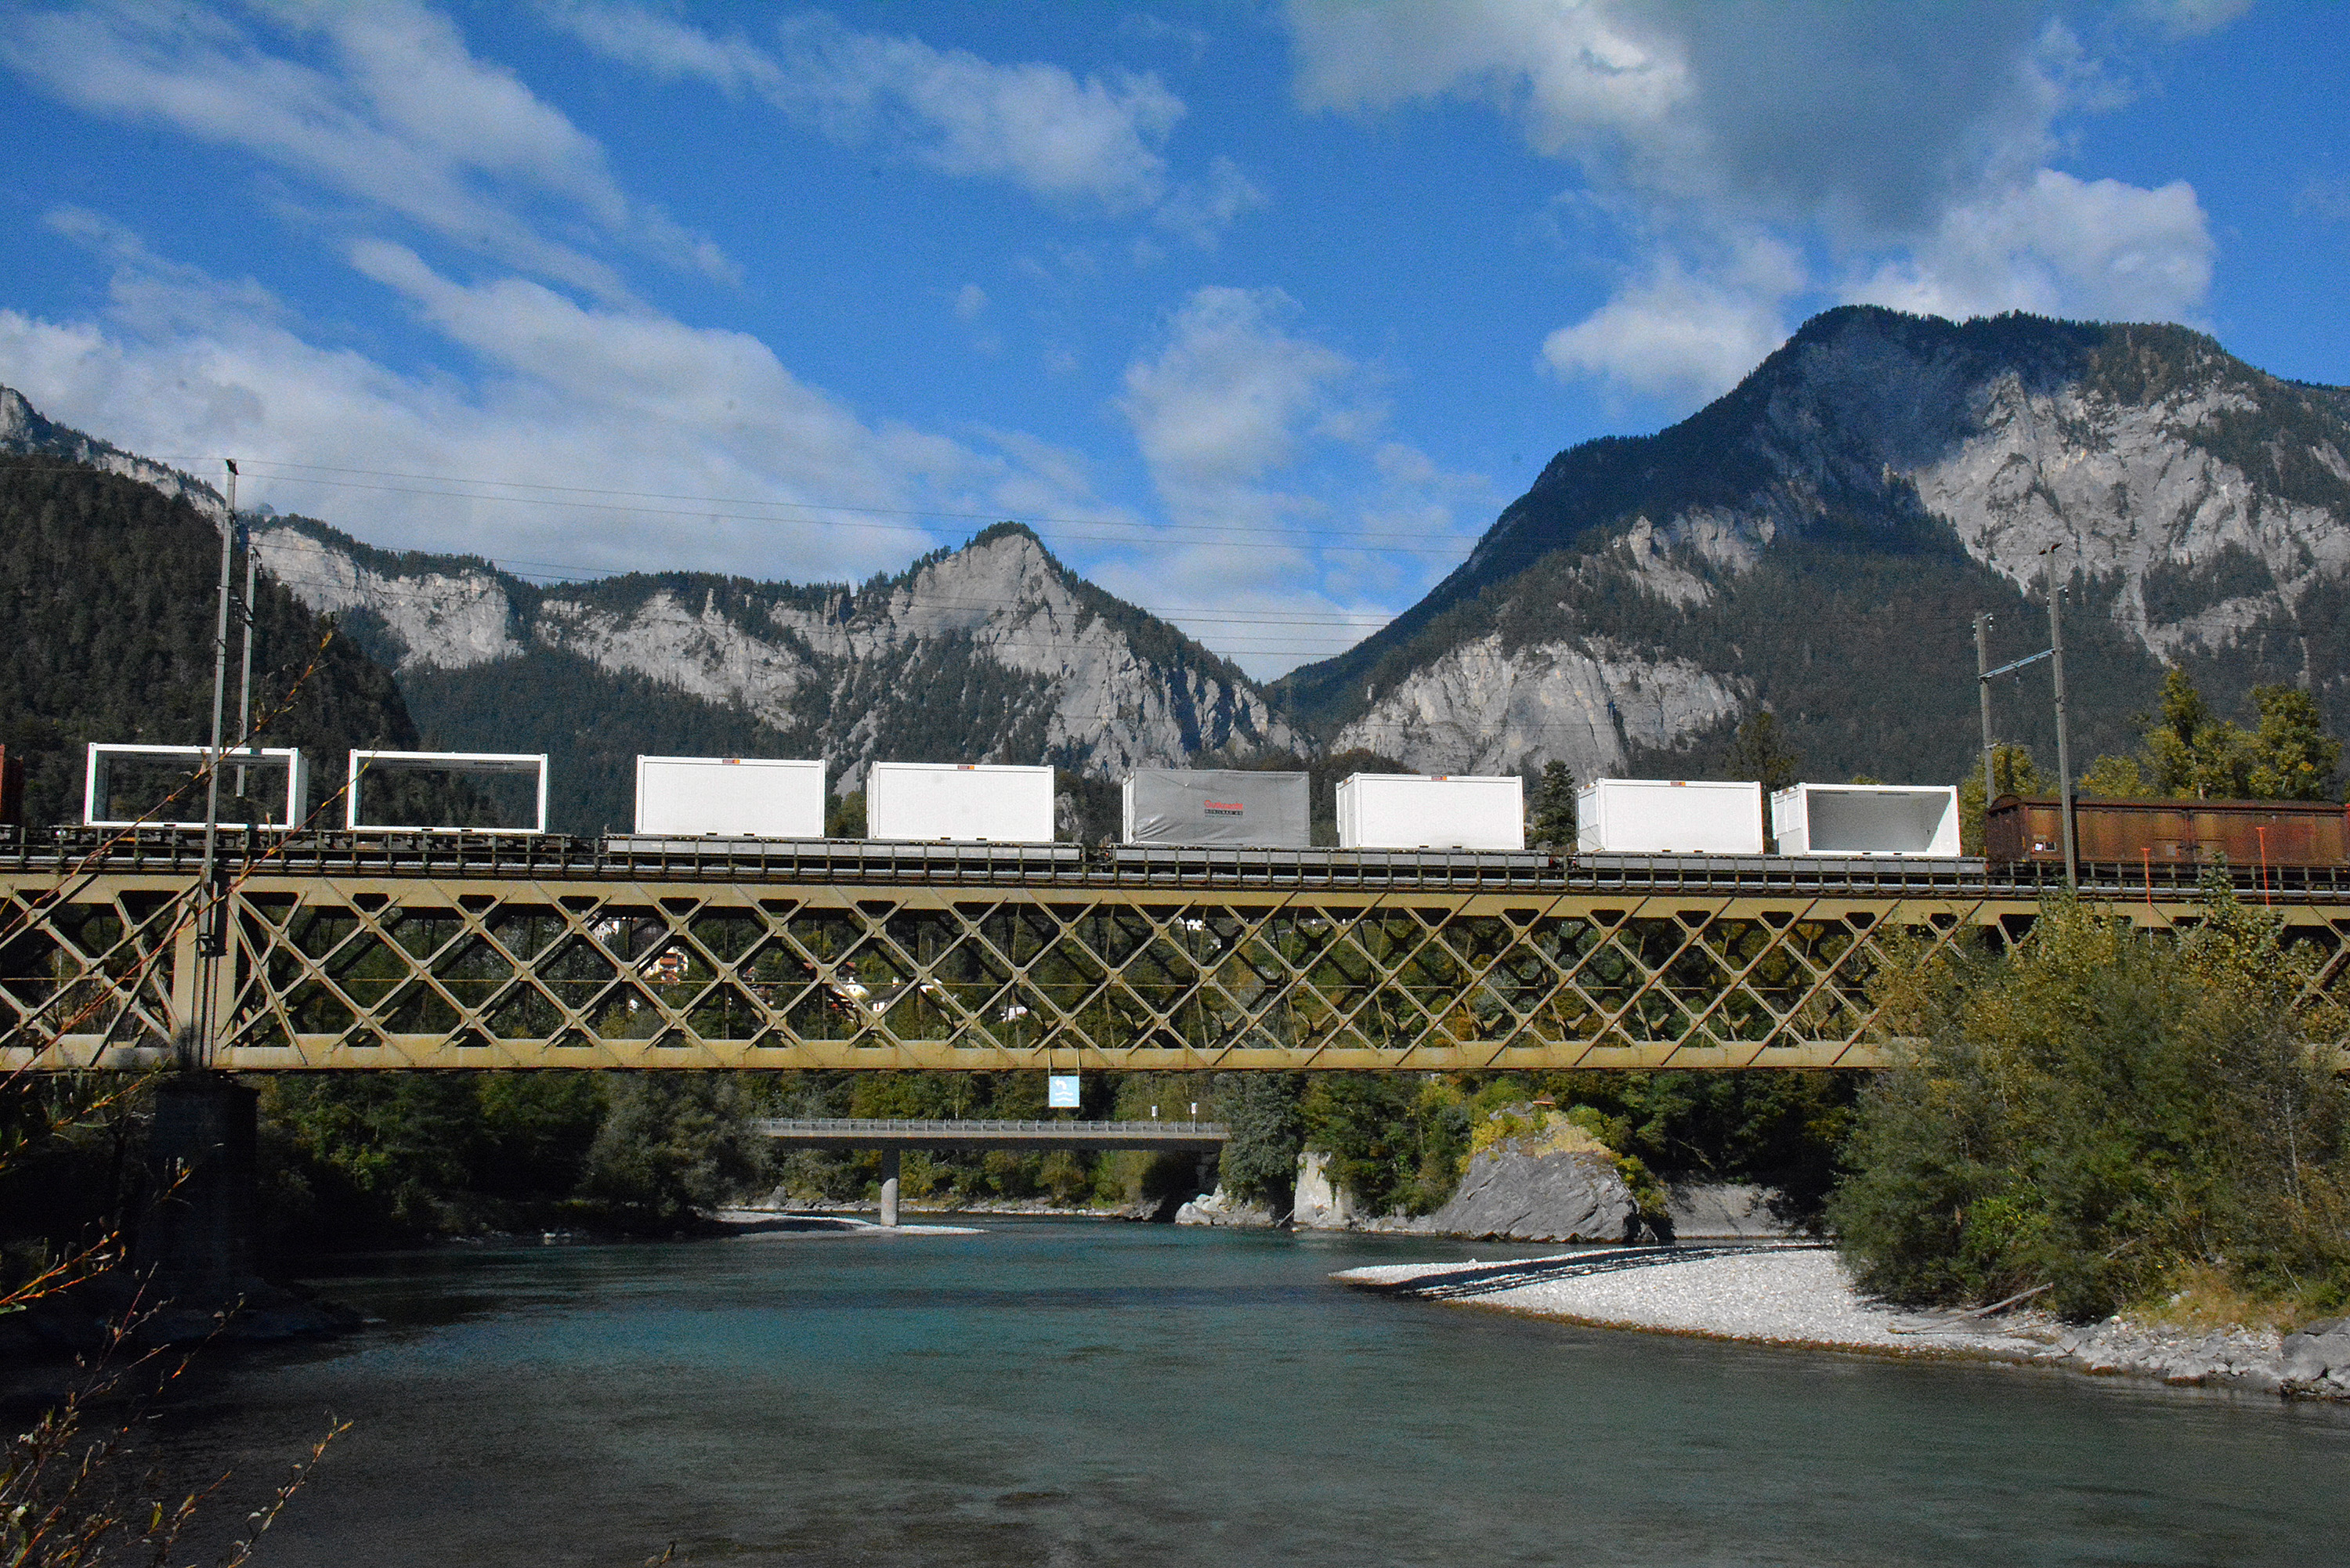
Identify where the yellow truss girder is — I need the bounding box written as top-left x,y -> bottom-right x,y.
5,869 -> 2348,1072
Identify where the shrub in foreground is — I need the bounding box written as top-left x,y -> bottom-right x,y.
1829,878 -> 2350,1321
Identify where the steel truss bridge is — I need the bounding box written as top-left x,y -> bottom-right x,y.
6,833 -> 2349,1075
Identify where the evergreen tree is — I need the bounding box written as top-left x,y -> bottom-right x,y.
1723,710 -> 1801,793
1528,760 -> 1578,847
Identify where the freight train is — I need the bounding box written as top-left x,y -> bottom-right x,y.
60,742 -> 2350,868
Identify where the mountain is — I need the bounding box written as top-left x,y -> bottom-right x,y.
0,454 -> 424,832
247,516 -> 1298,835
0,386 -> 1298,836
1274,306 -> 2350,787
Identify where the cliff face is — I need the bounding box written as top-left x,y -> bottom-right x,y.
1282,308 -> 2350,784
247,518 -> 1298,792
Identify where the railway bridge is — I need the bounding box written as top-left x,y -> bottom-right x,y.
9,832 -> 2350,1075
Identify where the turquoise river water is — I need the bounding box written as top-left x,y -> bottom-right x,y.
143,1219 -> 2350,1566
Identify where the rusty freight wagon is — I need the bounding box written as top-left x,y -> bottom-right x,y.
1985,795 -> 2350,868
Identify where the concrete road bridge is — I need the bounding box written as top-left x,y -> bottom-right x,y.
7,831 -> 2350,1075
754,1117 -> 1229,1227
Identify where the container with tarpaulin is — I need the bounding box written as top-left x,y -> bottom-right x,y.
1985,795 -> 2350,867
1122,769 -> 1309,847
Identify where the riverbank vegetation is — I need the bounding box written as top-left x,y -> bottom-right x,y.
1831,877 -> 2350,1322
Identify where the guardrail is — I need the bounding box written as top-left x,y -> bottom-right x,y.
9,827 -> 2350,898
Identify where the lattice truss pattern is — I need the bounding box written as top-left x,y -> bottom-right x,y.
6,876 -> 2350,1071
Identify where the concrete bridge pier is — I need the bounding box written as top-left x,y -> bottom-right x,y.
879,1147 -> 901,1229
136,1074 -> 261,1302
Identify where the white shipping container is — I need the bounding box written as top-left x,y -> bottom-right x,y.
1123,769 -> 1310,847
84,742 -> 309,829
1771,783 -> 1961,857
634,756 -> 825,837
1577,779 -> 1763,854
866,762 -> 1055,843
1336,773 -> 1524,851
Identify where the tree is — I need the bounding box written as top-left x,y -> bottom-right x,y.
577,1074 -> 771,1226
1958,743 -> 2047,854
2247,684 -> 2343,800
2146,668 -> 2252,799
1214,1072 -> 1305,1209
1527,760 -> 1578,847
1830,879 -> 2350,1319
1724,710 -> 1801,793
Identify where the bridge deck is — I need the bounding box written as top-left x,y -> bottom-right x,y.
754,1117 -> 1228,1150
5,831 -> 2346,1073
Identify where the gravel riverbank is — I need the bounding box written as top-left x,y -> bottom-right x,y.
1336,1245 -> 2350,1400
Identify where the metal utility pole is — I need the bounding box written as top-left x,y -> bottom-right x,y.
2044,544 -> 2078,891
234,515 -> 258,806
1974,612 -> 1998,806
190,460 -> 238,1066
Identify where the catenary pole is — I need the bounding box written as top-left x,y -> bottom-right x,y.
192,460 -> 238,1066
2044,544 -> 2077,891
234,516 -> 257,803
1974,612 -> 1998,816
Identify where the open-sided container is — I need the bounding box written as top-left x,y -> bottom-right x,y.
348,750 -> 548,833
1336,773 -> 1524,851
1576,779 -> 1762,854
634,756 -> 825,837
866,762 -> 1055,843
1123,769 -> 1309,848
85,742 -> 309,829
1771,783 -> 1961,857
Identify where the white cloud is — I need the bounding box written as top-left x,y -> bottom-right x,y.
1285,2 -> 2219,408
1110,286 -> 1488,675
0,222 -> 1113,588
2,0 -> 729,297
550,3 -> 1255,239
953,284 -> 989,320
1856,170 -> 2213,323
1542,237 -> 1803,400
1120,286 -> 1352,511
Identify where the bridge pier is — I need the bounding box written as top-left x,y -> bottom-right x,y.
879,1147 -> 901,1229
136,1074 -> 260,1303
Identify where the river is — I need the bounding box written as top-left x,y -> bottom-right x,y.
144,1219 -> 2350,1566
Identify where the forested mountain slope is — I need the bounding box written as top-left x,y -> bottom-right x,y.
0,456 -> 421,829
1274,307 -> 2350,786
0,387 -> 1296,836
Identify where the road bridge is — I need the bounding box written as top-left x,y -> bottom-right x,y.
754,1117 -> 1228,1227
6,832 -> 2348,1074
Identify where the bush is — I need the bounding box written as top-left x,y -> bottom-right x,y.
1829,877 -> 2350,1319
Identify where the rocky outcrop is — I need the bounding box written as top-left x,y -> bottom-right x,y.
1173,1186 -> 1282,1227
1301,1111 -> 1644,1244
1663,1183 -> 1793,1241
1290,1151 -> 1354,1230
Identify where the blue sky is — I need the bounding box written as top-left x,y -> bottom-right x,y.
2,1 -> 2342,677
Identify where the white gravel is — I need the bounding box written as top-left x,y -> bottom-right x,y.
1337,1248 -> 2048,1358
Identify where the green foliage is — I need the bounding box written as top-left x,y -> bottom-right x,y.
400,648 -> 814,836
1214,1071 -> 1304,1208
2077,753 -> 2153,798
2247,684 -> 2343,800
1830,881 -> 2350,1318
1723,710 -> 1801,793
2084,668 -> 2341,804
1527,760 -> 1578,847
1300,1075 -> 1472,1216
577,1075 -> 772,1227
0,458 -> 423,829
1959,743 -> 2048,853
